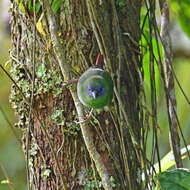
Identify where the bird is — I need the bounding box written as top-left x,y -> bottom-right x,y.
77,67 -> 113,109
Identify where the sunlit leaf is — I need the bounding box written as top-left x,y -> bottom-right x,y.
4,60 -> 11,68
19,2 -> 27,14
154,145 -> 190,173
36,22 -> 46,36
73,65 -> 80,73
1,180 -> 9,184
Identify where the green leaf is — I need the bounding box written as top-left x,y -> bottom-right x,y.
35,2 -> 41,13
142,35 -> 162,95
157,169 -> 190,190
52,0 -> 61,14
28,0 -> 33,11
140,7 -> 162,96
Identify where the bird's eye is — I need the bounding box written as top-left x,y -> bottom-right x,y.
96,86 -> 105,97
97,87 -> 102,95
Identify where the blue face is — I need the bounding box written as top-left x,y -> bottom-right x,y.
86,84 -> 106,99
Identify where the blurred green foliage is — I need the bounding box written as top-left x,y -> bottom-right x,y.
171,0 -> 190,38
0,4 -> 27,190
140,1 -> 190,165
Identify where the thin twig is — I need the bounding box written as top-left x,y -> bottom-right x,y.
26,0 -> 37,189
86,1 -> 106,62
0,160 -> 15,190
170,64 -> 190,105
160,1 -> 183,168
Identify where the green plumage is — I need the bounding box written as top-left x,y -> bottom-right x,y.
77,67 -> 114,109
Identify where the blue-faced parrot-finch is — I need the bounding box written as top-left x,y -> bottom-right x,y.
77,67 -> 113,109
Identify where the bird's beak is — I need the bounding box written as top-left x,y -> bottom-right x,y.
91,91 -> 97,99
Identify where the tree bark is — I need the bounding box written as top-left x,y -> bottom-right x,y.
10,0 -> 144,189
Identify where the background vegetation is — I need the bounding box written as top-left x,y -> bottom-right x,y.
0,0 -> 190,189
0,2 -> 27,189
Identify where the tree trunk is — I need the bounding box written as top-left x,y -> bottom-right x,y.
10,0 -> 146,189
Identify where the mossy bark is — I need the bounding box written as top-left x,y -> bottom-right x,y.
10,0 -> 143,189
